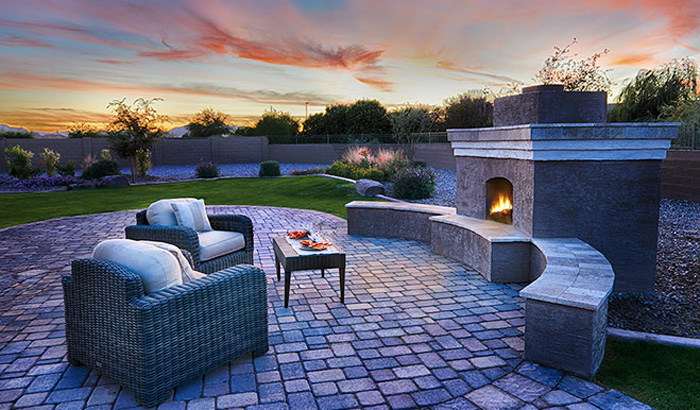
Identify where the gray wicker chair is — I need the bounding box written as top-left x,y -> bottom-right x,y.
62,257 -> 268,407
125,210 -> 253,274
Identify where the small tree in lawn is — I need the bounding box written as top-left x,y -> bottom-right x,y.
107,98 -> 167,182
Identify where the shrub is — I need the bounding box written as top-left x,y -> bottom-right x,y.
4,145 -> 38,180
290,167 -> 327,176
56,161 -> 77,177
100,149 -> 113,161
135,149 -> 152,176
82,159 -> 120,180
259,160 -> 281,177
392,166 -> 436,199
14,175 -> 78,189
39,148 -> 61,177
327,161 -> 384,182
195,161 -> 220,178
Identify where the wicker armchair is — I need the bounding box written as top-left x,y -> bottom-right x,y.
62,258 -> 269,407
125,210 -> 254,274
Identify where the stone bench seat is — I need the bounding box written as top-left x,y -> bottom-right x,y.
346,201 -> 455,242
429,214 -> 530,282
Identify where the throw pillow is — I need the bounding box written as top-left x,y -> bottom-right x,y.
171,199 -> 213,232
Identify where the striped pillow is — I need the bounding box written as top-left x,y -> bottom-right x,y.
171,199 -> 213,232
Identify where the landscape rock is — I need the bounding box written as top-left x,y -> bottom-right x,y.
97,175 -> 130,188
355,179 -> 384,197
67,181 -> 96,190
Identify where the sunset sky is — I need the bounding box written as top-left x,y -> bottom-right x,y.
1,0 -> 699,132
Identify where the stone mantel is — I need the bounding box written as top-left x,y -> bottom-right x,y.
448,123 -> 679,161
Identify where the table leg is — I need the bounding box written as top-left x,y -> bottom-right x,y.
284,269 -> 291,308
275,257 -> 281,281
339,265 -> 345,304
321,268 -> 325,277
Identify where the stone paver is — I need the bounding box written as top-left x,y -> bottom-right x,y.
0,206 -> 649,409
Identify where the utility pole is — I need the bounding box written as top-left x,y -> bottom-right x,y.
305,102 -> 309,120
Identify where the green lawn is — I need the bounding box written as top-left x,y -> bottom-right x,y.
0,176 -> 376,229
595,339 -> 700,410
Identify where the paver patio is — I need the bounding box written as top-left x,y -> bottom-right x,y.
0,206 -> 651,410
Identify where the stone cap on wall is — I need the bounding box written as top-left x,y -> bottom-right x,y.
522,238 -> 615,310
345,201 -> 456,216
448,123 -> 680,161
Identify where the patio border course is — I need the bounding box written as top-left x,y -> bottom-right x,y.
346,200 -> 615,377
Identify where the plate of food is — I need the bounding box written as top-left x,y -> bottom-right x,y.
299,239 -> 333,251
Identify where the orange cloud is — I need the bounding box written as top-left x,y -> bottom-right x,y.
610,53 -> 658,67
0,107 -> 111,132
354,76 -> 393,92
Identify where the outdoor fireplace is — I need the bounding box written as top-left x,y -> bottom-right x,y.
486,178 -> 512,224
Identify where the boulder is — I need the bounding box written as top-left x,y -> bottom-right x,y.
97,175 -> 130,188
67,182 -> 96,191
355,179 -> 385,197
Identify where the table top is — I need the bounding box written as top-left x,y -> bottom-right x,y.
272,235 -> 345,260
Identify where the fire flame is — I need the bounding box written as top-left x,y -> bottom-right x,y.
490,194 -> 512,214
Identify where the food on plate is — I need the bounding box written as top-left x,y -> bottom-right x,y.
299,239 -> 332,251
287,230 -> 309,240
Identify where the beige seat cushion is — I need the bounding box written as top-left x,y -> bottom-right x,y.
199,230 -> 245,262
92,239 -> 183,294
146,198 -> 197,226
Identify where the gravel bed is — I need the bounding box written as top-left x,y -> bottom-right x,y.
2,165 -> 698,337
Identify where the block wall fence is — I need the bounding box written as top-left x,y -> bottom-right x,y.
1,136 -> 698,201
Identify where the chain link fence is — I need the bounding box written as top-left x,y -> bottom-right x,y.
673,123 -> 699,150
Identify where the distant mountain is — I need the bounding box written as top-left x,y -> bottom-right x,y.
0,124 -> 31,134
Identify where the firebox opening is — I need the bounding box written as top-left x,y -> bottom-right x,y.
486,178 -> 513,225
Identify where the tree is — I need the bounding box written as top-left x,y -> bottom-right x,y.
249,108 -> 300,136
185,108 -> 231,137
346,100 -> 391,134
68,123 -> 103,138
439,94 -> 493,130
609,58 -> 699,122
388,105 -> 438,160
535,38 -> 612,93
107,98 -> 167,182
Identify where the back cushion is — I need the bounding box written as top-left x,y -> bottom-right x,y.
92,239 -> 183,293
146,198 -> 197,226
171,199 -> 213,232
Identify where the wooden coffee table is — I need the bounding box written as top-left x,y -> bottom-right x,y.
272,236 -> 346,308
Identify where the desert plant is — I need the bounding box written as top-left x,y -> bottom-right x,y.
82,159 -> 120,180
392,166 -> 436,199
259,160 -> 281,177
107,98 -> 167,182
4,145 -> 37,180
81,153 -> 97,171
195,162 -> 220,178
135,149 -> 152,177
39,148 -> 61,177
535,38 -> 612,93
56,161 -> 77,177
